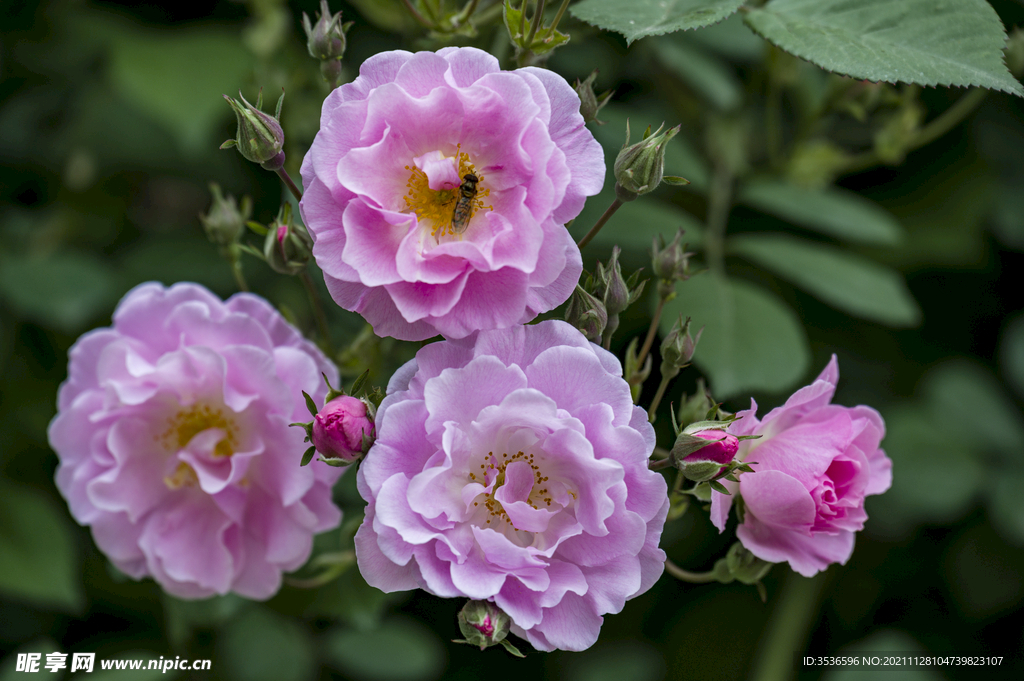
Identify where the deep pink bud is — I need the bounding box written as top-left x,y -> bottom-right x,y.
312,395 -> 373,463
687,430 -> 739,465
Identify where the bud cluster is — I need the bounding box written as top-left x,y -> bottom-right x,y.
565,247 -> 645,347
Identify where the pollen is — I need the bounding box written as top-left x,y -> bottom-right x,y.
161,404 -> 238,459
164,461 -> 199,490
403,145 -> 491,239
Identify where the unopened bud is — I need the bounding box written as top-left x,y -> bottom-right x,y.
594,246 -> 631,317
614,121 -> 683,201
671,428 -> 738,482
199,183 -> 251,247
312,395 -> 374,466
454,600 -> 524,657
303,0 -> 353,86
565,284 -> 607,343
264,205 -> 313,275
221,89 -> 286,171
660,315 -> 702,380
575,70 -> 613,125
652,229 -> 693,296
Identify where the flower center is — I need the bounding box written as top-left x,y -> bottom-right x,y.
161,404 -> 238,457
469,450 -> 551,527
404,145 -> 491,240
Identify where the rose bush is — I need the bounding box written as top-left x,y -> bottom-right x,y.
711,357 -> 892,576
299,46 -> 604,340
354,321 -> 669,651
47,283 -> 343,599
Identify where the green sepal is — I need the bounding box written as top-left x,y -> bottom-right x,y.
219,139 -> 237,149
499,639 -> 525,657
350,368 -> 371,396
246,220 -> 269,236
662,176 -> 691,186
302,390 -> 319,417
708,479 -> 730,495
300,446 -> 316,466
322,372 -> 345,402
667,492 -> 690,521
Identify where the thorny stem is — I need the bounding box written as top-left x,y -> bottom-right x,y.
840,87 -> 987,175
301,270 -> 334,356
576,198 -> 623,249
276,167 -> 303,202
647,373 -> 672,422
664,558 -> 718,583
636,295 -> 666,368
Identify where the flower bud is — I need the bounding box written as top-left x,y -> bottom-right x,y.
671,429 -> 738,482
574,70 -> 613,125
660,314 -> 702,380
199,183 -> 251,247
594,246 -> 631,317
454,600 -> 524,657
715,542 -> 772,587
614,121 -> 681,201
651,230 -> 693,298
264,205 -> 313,275
565,284 -> 607,343
302,0 -> 352,86
676,380 -> 715,429
311,395 -> 374,465
221,89 -> 286,171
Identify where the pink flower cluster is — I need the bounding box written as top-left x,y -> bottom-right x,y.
299,46 -> 603,341
712,358 -> 892,576
48,283 -> 344,599
355,321 -> 668,651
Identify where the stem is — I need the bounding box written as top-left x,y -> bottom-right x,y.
576,198 -> 623,249
301,270 -> 334,356
704,164 -> 734,275
230,254 -> 249,292
649,457 -> 674,471
664,558 -> 718,583
647,373 -> 673,422
276,167 -> 303,202
519,0 -> 527,39
750,572 -> 827,681
401,0 -> 434,27
635,295 -> 666,368
525,0 -> 546,48
840,88 -> 987,175
549,0 -> 571,33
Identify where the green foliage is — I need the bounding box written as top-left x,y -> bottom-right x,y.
218,607 -> 315,681
737,180 -> 903,246
323,618 -> 447,681
661,272 -> 810,398
0,483 -> 83,613
1003,314 -> 1024,400
729,233 -> 921,327
651,38 -> 744,111
744,0 -> 1024,96
571,0 -> 746,45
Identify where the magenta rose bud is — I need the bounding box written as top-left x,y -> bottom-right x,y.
689,430 -> 739,464
312,395 -> 374,463
710,356 -> 893,577
47,283 -> 344,599
671,429 -> 739,482
299,47 -> 605,341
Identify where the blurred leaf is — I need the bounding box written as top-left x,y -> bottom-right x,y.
575,192 -> 704,255
74,652 -> 179,681
990,471 -> 1024,545
348,0 -> 420,33
304,565 -> 397,631
943,524 -> 1024,620
0,251 -> 118,334
990,182 -> 1024,250
737,179 -> 902,245
827,629 -> 941,681
729,233 -> 921,327
652,38 -> 743,111
0,483 -> 83,613
1001,314 -> 1024,399
572,0 -> 746,45
164,594 -> 246,648
119,236 -> 238,297
661,272 -> 810,398
745,0 -> 1024,96
323,618 -> 446,681
565,642 -> 665,681
881,405 -> 985,523
684,12 -> 764,62
103,23 -> 253,156
0,639 -> 61,681
921,360 -> 1024,459
218,607 -> 314,681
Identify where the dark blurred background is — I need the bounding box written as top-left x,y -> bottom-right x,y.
2,1 -> 1024,680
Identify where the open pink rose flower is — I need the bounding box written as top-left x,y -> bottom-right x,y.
355,321 -> 669,651
47,283 -> 344,599
711,357 -> 893,576
299,47 -> 604,340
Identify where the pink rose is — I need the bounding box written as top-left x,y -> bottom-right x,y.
711,357 -> 892,576
312,395 -> 374,463
299,47 -> 604,340
48,283 -> 344,599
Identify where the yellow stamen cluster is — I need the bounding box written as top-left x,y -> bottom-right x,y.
403,145 -> 491,239
469,451 -> 551,527
156,404 -> 240,489
164,461 -> 199,489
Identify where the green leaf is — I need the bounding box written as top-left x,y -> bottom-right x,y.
651,38 -> 744,111
989,471 -> 1024,545
0,483 -> 83,612
1001,314 -> 1024,400
661,273 -> 810,398
323,618 -> 446,681
305,566 -> 400,631
163,593 -> 246,648
218,607 -> 314,681
566,642 -> 666,681
571,0 -> 746,45
0,252 -> 118,334
729,233 -> 921,327
744,0 -> 1024,96
737,179 -> 902,245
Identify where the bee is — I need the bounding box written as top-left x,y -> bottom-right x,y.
449,172 -> 479,237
